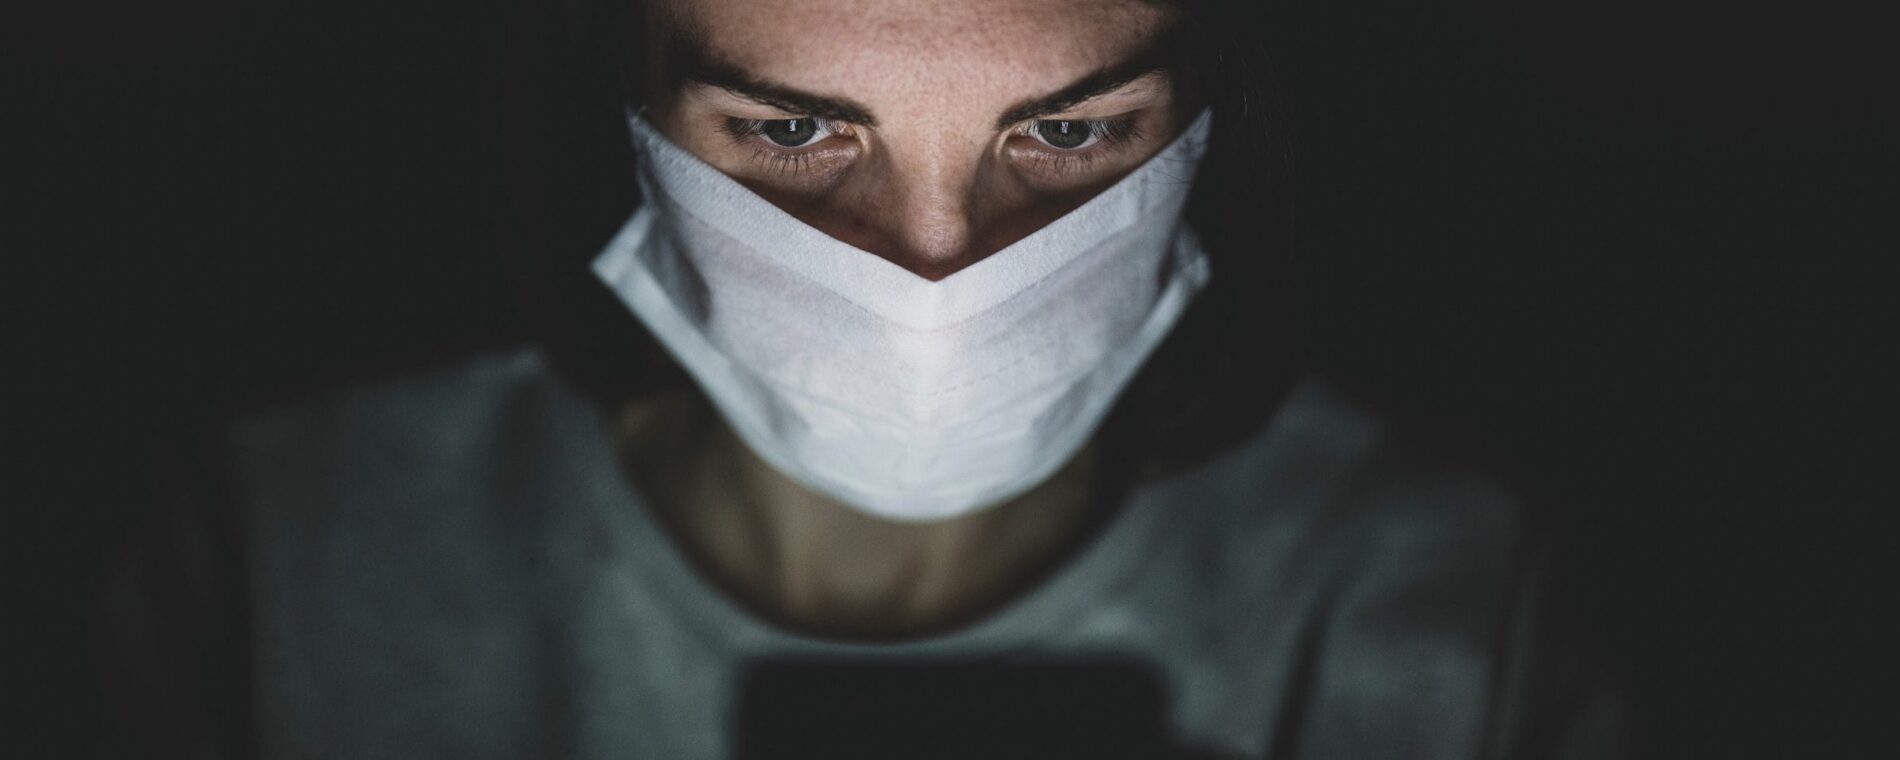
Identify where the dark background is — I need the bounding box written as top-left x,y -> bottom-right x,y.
13,0 -> 1895,756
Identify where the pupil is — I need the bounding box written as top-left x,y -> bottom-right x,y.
1037,120 -> 1089,149
762,118 -> 816,147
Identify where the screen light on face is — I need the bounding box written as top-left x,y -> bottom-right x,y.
645,0 -> 1189,279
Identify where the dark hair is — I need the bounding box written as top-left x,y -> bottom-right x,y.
545,0 -> 1298,474
1125,0 -> 1299,471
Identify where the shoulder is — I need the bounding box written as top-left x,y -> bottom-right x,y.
222,347 -> 624,754
229,347 -> 550,449
1264,377 -> 1533,618
224,346 -> 566,513
1174,377 -> 1538,673
229,346 -> 557,451
1179,379 -> 1563,755
1188,376 -> 1529,566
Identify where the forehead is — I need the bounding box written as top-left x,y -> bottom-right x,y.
662,0 -> 1173,107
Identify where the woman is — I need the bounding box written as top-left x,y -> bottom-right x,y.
107,1 -> 1621,757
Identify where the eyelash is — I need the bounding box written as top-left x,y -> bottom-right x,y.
1011,118 -> 1145,175
716,115 -> 1145,178
718,117 -> 844,177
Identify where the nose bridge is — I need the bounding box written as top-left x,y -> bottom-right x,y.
879,130 -> 985,276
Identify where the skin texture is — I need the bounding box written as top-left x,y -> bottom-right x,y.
619,0 -> 1186,639
643,0 -> 1187,280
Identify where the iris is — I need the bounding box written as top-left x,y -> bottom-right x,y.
1035,120 -> 1089,149
762,118 -> 820,147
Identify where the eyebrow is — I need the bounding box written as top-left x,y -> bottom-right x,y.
992,34 -> 1182,129
671,40 -> 880,126
669,22 -> 1183,132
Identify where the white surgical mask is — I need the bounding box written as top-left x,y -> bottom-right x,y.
593,110 -> 1213,522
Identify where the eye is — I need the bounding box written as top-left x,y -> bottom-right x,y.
724,117 -> 841,149
1021,118 -> 1143,152
761,118 -> 823,147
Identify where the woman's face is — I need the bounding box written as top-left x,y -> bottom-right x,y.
643,0 -> 1188,281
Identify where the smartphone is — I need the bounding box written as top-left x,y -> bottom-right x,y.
733,656 -> 1176,759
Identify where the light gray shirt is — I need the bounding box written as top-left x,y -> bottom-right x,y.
228,348 -> 1620,759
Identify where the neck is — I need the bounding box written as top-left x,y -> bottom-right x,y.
613,391 -> 1109,641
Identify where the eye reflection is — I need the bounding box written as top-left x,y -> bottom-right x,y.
1036,120 -> 1090,149
762,118 -> 822,147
